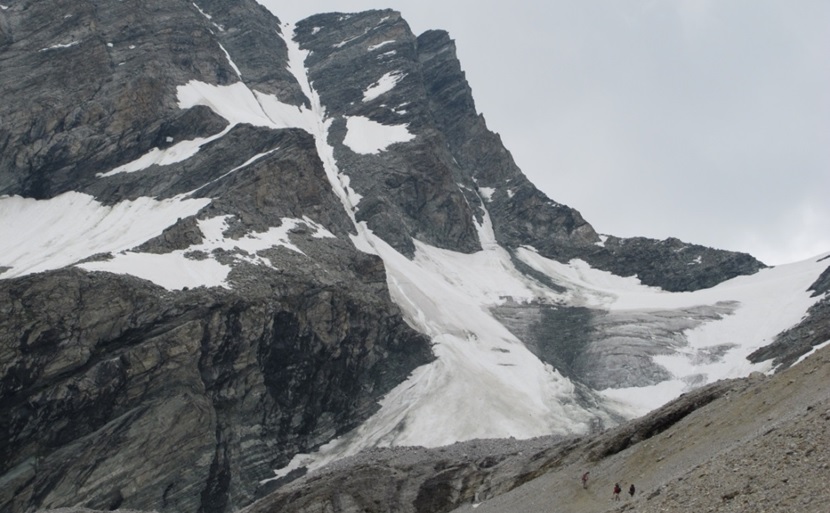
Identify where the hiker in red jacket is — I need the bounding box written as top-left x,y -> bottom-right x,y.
613,483 -> 621,501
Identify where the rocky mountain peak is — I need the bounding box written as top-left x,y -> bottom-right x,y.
1,3 -> 827,513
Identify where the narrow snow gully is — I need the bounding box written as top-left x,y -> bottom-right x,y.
281,22 -> 363,224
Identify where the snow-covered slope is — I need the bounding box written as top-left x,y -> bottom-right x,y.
271,224 -> 828,479
253,23 -> 830,480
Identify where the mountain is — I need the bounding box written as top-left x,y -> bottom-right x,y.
0,2 -> 827,513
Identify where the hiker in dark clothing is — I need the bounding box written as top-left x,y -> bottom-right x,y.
613,483 -> 621,501
581,471 -> 590,489
629,483 -> 636,497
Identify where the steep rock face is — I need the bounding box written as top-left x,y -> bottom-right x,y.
0,148 -> 432,510
292,11 -> 483,257
287,10 -> 766,290
191,0 -> 307,103
0,260 -> 431,512
0,0 -> 253,198
412,31 -> 765,292
416,30 -> 599,255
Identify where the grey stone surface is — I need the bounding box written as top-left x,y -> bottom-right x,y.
0,261 -> 431,513
1,0 -> 240,198
293,11 -> 483,257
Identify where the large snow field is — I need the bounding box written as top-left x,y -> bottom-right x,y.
0,192 -> 210,279
517,247 -> 829,416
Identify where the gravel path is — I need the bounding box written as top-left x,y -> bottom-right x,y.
452,345 -> 830,513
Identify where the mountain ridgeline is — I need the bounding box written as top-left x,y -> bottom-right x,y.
1,2 -> 825,513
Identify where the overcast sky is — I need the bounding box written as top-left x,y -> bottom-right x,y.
260,1 -> 829,265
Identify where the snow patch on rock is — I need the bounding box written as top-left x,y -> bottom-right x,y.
343,116 -> 415,154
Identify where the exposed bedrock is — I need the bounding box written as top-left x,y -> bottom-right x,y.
411,28 -> 766,292
0,0 -> 293,199
0,262 -> 432,513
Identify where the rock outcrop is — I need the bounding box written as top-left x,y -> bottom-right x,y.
1,3 -> 434,511
0,261 -> 431,512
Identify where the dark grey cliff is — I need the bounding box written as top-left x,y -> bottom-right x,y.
0,0 -> 270,198
289,12 -> 766,290
293,11 -> 483,257
0,261 -> 431,513
0,119 -> 435,511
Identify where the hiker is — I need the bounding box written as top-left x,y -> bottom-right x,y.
613,483 -> 621,501
629,483 -> 636,497
581,471 -> 590,489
